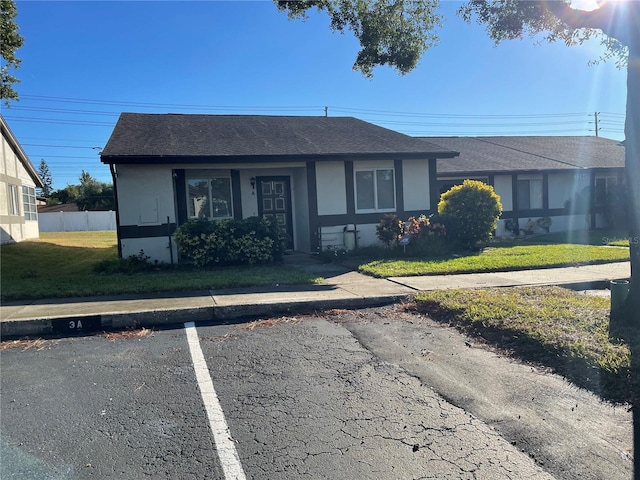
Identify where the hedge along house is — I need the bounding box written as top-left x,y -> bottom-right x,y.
100,113 -> 458,263
421,136 -> 626,236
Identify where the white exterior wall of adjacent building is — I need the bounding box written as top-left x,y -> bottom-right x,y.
1,119 -> 41,244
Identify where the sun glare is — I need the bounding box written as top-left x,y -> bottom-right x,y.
570,0 -> 601,11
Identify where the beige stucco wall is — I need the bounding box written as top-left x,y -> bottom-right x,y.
316,162 -> 347,216
1,126 -> 40,244
402,159 -> 431,212
493,175 -> 512,211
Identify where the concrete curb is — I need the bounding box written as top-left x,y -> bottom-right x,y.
0,295 -> 411,339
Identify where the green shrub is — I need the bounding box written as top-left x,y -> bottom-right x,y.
437,180 -> 502,249
173,216 -> 285,267
375,214 -> 449,257
94,250 -> 158,275
376,214 -> 402,248
403,215 -> 448,257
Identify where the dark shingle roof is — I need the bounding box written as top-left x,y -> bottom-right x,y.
101,113 -> 457,162
421,136 -> 625,174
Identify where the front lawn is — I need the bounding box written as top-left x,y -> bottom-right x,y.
359,243 -> 629,278
415,286 -> 636,404
1,232 -> 322,301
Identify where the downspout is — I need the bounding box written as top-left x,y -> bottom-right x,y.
109,163 -> 123,259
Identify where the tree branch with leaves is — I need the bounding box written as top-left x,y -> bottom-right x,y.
0,0 -> 24,105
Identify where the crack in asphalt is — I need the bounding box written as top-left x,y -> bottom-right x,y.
202,318 -> 554,479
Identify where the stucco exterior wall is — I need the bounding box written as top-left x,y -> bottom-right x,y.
116,162 -> 312,262
1,126 -> 40,244
317,158 -> 435,252
493,175 -> 512,211
319,222 -> 381,251
115,164 -> 177,262
402,159 -> 431,212
116,165 -> 176,227
315,162 -> 347,215
292,167 -> 310,253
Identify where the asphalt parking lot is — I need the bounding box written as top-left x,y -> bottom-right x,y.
1,307 -> 633,479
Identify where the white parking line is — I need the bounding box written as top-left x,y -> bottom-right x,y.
184,322 -> 247,480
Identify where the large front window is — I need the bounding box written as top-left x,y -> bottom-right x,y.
355,168 -> 395,212
187,177 -> 232,219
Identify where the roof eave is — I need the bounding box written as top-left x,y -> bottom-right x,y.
100,150 -> 459,165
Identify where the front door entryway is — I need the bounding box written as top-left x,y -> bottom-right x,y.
257,176 -> 294,250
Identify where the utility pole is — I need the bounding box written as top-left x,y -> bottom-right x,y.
324,106 -> 328,117
594,111 -> 599,137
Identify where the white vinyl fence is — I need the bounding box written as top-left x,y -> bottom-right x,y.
38,211 -> 117,232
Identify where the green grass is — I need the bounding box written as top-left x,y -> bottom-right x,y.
414,287 -> 636,404
514,229 -> 631,247
1,232 -> 321,301
359,243 -> 629,278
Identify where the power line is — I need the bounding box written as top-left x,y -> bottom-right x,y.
22,143 -> 101,149
19,136 -> 106,143
9,95 -> 625,142
12,106 -> 121,117
20,94 -> 324,112
3,116 -> 115,126
330,106 -> 592,119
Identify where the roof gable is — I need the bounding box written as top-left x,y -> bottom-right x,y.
101,113 -> 458,162
1,115 -> 44,188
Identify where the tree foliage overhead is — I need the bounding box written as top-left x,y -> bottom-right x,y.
277,0 -> 640,316
459,0 -> 630,67
0,0 -> 24,104
276,0 -> 442,77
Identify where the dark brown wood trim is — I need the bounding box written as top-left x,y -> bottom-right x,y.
306,162 -> 319,253
173,169 -> 187,225
394,159 -> 404,213
428,158 -> 439,212
345,161 -> 355,216
231,170 -> 242,220
110,164 -> 123,259
120,223 -> 177,239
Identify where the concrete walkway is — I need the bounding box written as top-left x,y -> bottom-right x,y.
0,260 -> 630,338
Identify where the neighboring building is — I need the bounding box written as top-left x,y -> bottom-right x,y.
1,115 -> 44,244
421,136 -> 626,235
100,113 -> 458,263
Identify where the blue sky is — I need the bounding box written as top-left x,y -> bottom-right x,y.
3,1 -> 627,190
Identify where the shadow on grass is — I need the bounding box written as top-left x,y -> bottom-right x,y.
1,241 -> 323,302
416,300 -> 636,406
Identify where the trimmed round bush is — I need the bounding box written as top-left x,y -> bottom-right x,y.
437,180 -> 502,249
